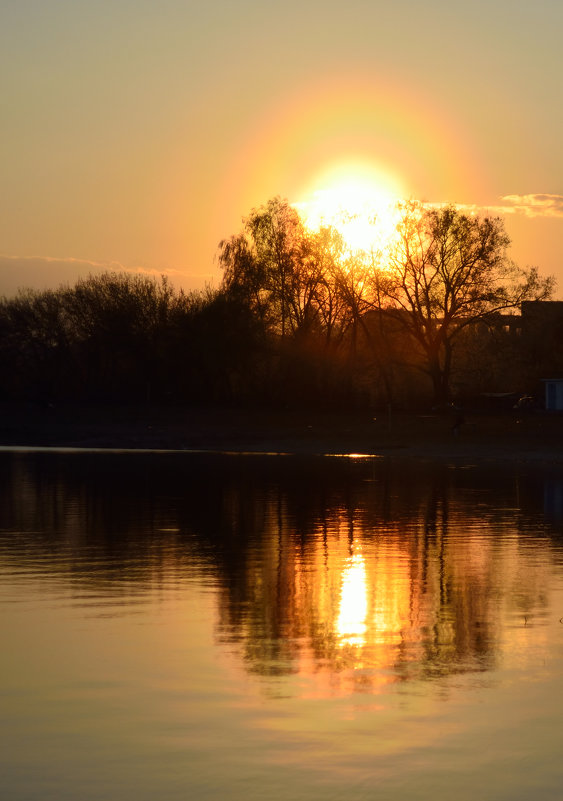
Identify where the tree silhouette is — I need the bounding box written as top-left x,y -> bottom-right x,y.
377,204 -> 554,404
0,199 -> 556,411
218,197 -> 361,403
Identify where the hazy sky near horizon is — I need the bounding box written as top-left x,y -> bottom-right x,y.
2,0 -> 563,296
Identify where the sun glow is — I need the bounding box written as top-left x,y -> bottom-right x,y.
295,163 -> 405,254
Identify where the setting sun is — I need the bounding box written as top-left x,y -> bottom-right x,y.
295,162 -> 406,254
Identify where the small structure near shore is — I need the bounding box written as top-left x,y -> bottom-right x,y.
542,379 -> 563,411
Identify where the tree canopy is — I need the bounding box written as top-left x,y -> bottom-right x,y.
218,197 -> 555,405
377,203 -> 554,403
0,197 -> 556,410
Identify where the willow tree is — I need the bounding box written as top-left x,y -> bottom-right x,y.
218,197 -> 370,403
218,196 -> 353,344
379,203 -> 554,405
218,197 -> 304,336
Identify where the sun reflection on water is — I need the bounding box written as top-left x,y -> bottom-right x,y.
337,550 -> 369,647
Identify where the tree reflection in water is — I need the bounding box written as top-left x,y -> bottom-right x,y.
204,457 -> 558,692
0,451 -> 560,694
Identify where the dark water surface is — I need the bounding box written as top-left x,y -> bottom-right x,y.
2,450 -> 563,800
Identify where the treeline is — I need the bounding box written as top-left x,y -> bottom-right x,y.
0,270 -> 369,407
0,198 -> 557,409
0,274 -> 264,405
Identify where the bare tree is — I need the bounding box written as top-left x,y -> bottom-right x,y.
377,203 -> 554,404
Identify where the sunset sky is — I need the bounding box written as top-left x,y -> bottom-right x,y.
2,0 -> 562,296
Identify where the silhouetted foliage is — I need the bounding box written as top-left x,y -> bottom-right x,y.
218,198 -> 555,407
0,272 -> 274,406
218,197 -> 362,404
376,204 -> 555,403
0,199 -> 557,411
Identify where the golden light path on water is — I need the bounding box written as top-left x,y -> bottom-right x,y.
2,452 -> 563,801
336,550 -> 369,646
335,540 -> 412,655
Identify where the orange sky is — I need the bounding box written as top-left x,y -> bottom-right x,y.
1,1 -> 562,296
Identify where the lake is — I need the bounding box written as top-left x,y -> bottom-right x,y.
1,450 -> 563,801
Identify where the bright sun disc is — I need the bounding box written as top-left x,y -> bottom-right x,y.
295,163 -> 406,254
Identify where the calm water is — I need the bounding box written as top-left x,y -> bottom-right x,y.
1,451 -> 563,801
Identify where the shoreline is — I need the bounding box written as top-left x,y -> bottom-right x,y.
1,403 -> 563,465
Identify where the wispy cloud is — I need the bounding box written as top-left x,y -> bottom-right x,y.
421,194 -> 563,219
1,254 -> 188,278
0,254 -> 193,297
496,194 -> 563,218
